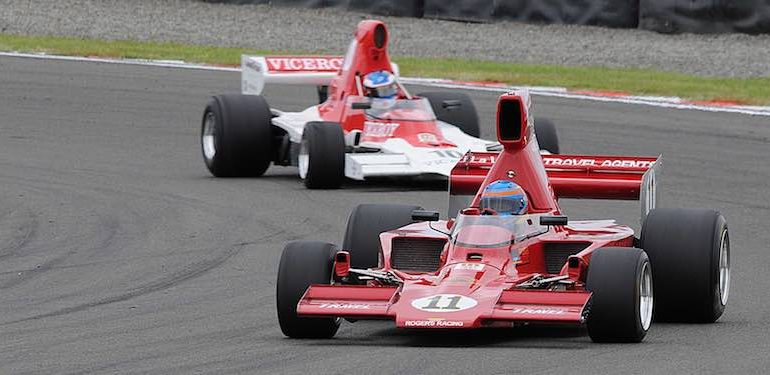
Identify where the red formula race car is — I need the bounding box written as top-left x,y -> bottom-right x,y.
276,91 -> 731,342
200,20 -> 559,189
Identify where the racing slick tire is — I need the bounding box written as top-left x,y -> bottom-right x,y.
418,91 -> 480,138
586,247 -> 653,343
343,204 -> 422,269
640,208 -> 730,323
276,241 -> 340,338
201,94 -> 273,177
299,122 -> 345,189
534,118 -> 560,154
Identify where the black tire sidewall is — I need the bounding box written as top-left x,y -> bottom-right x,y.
342,204 -> 422,269
276,241 -> 340,338
640,208 -> 728,323
586,247 -> 650,343
302,122 -> 345,189
201,94 -> 273,177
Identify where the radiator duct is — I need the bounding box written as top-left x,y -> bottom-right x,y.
544,243 -> 589,274
390,238 -> 445,272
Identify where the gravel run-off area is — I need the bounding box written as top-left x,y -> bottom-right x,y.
1,0 -> 769,78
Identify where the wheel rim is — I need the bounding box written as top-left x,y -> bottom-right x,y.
298,138 -> 309,179
639,261 -> 653,331
719,229 -> 730,306
202,112 -> 217,160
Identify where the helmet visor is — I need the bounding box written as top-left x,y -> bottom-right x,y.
375,84 -> 398,98
479,196 -> 526,215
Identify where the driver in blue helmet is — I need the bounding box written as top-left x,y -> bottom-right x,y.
479,180 -> 528,216
363,70 -> 398,99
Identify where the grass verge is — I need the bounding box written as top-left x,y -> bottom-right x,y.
2,33 -> 769,105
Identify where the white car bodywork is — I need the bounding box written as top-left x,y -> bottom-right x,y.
270,105 -> 496,180
242,54 -> 498,181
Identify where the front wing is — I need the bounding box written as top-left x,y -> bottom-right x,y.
297,285 -> 591,329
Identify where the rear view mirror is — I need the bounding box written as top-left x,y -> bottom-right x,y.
540,215 -> 568,226
442,100 -> 461,110
352,102 -> 371,110
412,210 -> 440,222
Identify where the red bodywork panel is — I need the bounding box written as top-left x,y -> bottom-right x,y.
298,218 -> 633,328
545,154 -> 657,199
318,20 -> 396,123
296,91 -> 659,329
451,152 -> 659,202
292,21 -> 455,148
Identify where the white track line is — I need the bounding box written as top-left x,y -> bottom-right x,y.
3,51 -> 769,117
0,51 -> 239,72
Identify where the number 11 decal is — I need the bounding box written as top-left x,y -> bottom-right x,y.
411,294 -> 478,312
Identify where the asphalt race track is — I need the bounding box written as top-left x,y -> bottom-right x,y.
1,56 -> 769,374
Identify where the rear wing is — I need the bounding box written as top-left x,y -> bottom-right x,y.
449,152 -> 662,222
241,55 -> 400,95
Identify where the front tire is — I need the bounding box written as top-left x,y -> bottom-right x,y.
342,204 -> 422,269
276,241 -> 340,338
201,94 -> 273,177
586,247 -> 653,343
641,208 -> 730,323
299,122 -> 345,189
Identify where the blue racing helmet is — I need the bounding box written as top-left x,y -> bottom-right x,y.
479,180 -> 528,216
363,70 -> 397,99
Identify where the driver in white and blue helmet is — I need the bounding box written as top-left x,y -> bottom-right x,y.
479,180 -> 529,216
363,70 -> 398,99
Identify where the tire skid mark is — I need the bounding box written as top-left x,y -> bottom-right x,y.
0,167 -> 301,321
0,214 -> 120,290
0,173 -> 150,290
1,231 -> 284,326
0,200 -> 122,292
0,207 -> 38,261
0,244 -> 230,277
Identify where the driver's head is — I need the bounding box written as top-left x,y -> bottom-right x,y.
363,70 -> 397,99
479,180 -> 528,216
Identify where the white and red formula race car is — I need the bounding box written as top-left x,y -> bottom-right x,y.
200,20 -> 559,188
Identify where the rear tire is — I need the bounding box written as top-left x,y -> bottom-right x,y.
534,118 -> 560,154
299,122 -> 345,189
640,208 -> 730,323
343,204 -> 422,269
586,247 -> 653,343
201,94 -> 273,177
419,91 -> 480,138
276,241 -> 340,338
